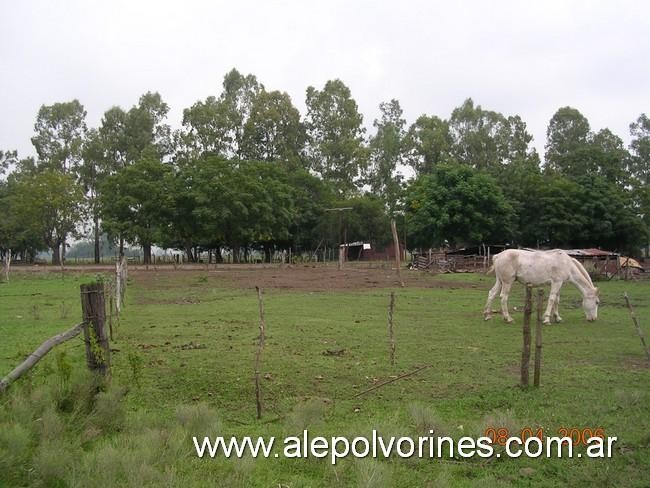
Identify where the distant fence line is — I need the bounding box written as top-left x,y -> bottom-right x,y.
52,248 -> 414,266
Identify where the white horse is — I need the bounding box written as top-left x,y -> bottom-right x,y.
483,249 -> 599,324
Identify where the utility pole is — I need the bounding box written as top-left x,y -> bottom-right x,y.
324,207 -> 353,270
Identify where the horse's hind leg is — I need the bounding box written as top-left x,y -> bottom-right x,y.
500,281 -> 515,323
484,278 -> 502,320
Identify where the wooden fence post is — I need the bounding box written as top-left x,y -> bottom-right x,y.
254,286 -> 266,419
534,289 -> 544,387
388,292 -> 396,366
521,284 -> 532,387
80,283 -> 111,378
2,250 -> 10,283
391,219 -> 404,287
115,258 -> 122,314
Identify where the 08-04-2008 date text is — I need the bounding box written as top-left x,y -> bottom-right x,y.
484,427 -> 606,446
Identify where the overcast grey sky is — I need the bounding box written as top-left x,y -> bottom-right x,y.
1,0 -> 648,162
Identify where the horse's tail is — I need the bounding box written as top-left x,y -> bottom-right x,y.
486,264 -> 495,275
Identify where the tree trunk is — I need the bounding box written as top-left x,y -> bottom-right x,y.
264,244 -> 272,264
214,248 -> 223,263
119,236 -> 124,257
143,243 -> 152,265
185,245 -> 195,263
94,214 -> 100,264
52,243 -> 61,266
233,245 -> 240,264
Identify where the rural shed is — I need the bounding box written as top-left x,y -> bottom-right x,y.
339,241 -> 371,260
564,248 -> 620,278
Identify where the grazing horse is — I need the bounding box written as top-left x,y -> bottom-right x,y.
483,249 -> 599,324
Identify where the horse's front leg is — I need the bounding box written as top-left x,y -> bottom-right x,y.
500,281 -> 514,323
552,292 -> 563,323
544,282 -> 563,324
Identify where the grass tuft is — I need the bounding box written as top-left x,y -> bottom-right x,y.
285,398 -> 330,432
355,459 -> 392,488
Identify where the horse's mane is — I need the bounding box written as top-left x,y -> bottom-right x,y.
570,257 -> 595,288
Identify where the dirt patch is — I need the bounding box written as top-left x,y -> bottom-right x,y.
623,357 -> 650,370
131,264 -> 481,292
12,262 -> 485,293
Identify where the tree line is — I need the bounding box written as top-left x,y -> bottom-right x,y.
1,68 -> 648,264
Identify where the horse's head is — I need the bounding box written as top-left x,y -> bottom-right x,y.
582,287 -> 600,322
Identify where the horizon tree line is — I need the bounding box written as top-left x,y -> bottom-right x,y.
1,68 -> 649,265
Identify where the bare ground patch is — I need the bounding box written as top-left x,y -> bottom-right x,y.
127,264 -> 482,292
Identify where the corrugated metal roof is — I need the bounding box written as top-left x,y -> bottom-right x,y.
565,248 -> 619,257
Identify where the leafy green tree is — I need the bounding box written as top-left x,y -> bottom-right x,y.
630,113 -> 650,185
537,175 -> 647,253
7,171 -> 85,264
497,161 -> 544,246
167,157 -> 300,263
80,129 -> 114,263
125,92 -> 172,162
341,195 -> 392,248
545,107 -> 630,183
588,128 -> 630,183
240,90 -> 306,168
536,176 -> 584,247
284,170 -> 335,253
404,163 -> 514,248
305,79 -> 367,196
177,69 -> 263,162
403,115 -> 452,175
90,95 -> 171,257
503,115 -> 540,169
30,100 -> 87,175
220,69 -> 264,158
98,106 -> 130,170
365,99 -> 406,212
0,150 -> 18,176
100,158 -> 174,264
178,96 -> 230,160
448,98 -> 509,171
544,106 -> 591,174
448,99 -> 538,175
629,114 -> 650,251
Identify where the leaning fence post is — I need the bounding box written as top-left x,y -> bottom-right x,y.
521,284 -> 533,387
80,283 -> 111,378
624,292 -> 650,362
534,289 -> 544,387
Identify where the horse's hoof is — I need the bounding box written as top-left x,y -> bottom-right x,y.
543,319 -> 551,325
504,318 -> 514,324
484,314 -> 492,321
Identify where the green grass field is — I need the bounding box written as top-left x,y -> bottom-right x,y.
1,266 -> 649,487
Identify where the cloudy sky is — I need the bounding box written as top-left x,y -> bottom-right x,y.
1,0 -> 648,162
